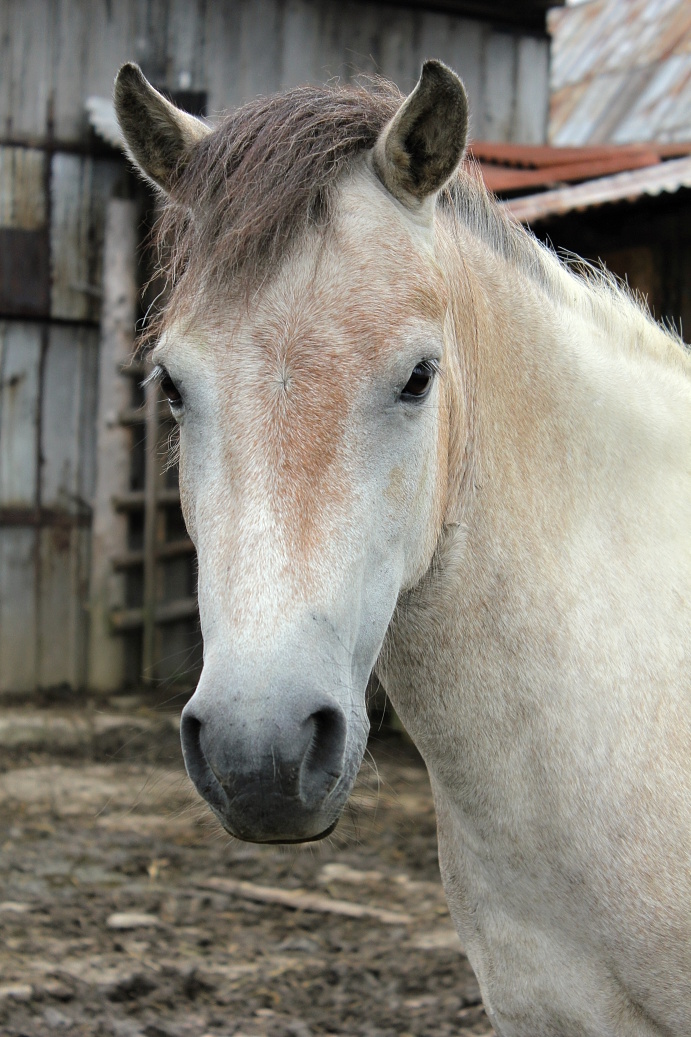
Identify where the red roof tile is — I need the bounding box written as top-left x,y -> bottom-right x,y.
467,140 -> 691,195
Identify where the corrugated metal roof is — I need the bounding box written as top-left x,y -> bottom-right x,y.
469,139 -> 691,192
501,154 -> 691,222
549,0 -> 691,145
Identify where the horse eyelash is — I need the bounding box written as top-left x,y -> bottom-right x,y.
142,364 -> 164,389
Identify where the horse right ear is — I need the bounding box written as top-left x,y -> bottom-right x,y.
372,60 -> 468,211
114,63 -> 211,195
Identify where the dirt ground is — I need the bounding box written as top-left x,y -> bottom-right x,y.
0,717 -> 493,1037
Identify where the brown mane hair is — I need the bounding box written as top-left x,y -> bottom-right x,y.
155,79 -> 403,329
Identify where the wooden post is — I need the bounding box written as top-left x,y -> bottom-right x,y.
88,198 -> 137,692
141,374 -> 160,683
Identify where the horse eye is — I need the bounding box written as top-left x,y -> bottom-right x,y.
160,369 -> 182,407
400,360 -> 437,402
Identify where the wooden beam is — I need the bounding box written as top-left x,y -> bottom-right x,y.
88,198 -> 137,692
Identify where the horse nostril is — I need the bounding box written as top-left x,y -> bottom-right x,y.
180,709 -> 203,773
180,708 -> 228,814
300,706 -> 347,806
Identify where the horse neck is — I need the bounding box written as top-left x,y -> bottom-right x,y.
441,225 -> 691,537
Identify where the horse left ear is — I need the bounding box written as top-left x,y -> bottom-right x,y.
114,63 -> 211,194
373,60 -> 468,209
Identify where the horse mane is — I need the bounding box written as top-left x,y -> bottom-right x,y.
445,169 -> 690,372
154,78 -> 689,375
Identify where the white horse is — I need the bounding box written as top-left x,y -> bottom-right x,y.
114,60 -> 691,1036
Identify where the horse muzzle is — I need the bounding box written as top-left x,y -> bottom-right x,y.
180,683 -> 363,843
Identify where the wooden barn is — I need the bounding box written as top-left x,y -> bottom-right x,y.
0,0 -> 561,697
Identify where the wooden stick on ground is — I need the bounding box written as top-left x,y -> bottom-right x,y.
195,877 -> 413,925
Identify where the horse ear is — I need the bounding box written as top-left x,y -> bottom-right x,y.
373,60 -> 468,209
114,63 -> 211,194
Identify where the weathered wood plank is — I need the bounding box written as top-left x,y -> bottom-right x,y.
482,31 -> 517,142
36,525 -> 88,690
0,147 -> 50,317
1,0 -> 54,140
0,322 -> 42,508
309,2 -> 379,83
166,0 -> 204,95
40,326 -> 99,513
238,0 -> 285,100
2,0 -> 550,146
281,0 -> 324,89
52,0 -> 89,143
78,328 -> 100,511
88,198 -> 138,692
0,148 -> 46,230
418,16 -> 486,138
377,8 -> 420,96
84,0 -> 138,119
514,34 -> 550,144
50,154 -> 122,322
0,527 -> 38,693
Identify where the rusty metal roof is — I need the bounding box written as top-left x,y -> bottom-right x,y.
468,139 -> 691,193
501,154 -> 691,222
549,0 -> 691,145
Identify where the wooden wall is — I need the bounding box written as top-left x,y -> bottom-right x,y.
0,321 -> 98,692
1,0 -> 551,146
0,0 -> 551,694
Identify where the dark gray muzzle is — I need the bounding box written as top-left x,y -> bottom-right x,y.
180,689 -> 351,842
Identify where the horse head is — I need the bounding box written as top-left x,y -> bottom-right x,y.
114,61 -> 468,843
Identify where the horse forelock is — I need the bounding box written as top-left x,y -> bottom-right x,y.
152,79 -> 403,330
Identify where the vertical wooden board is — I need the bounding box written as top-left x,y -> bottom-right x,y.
281,0 -> 324,89
0,528 -> 37,693
514,35 -> 549,144
377,8 -> 420,95
203,0 -> 246,112
0,1 -> 8,137
317,2 -> 382,82
418,15 -> 485,135
50,153 -> 93,322
134,0 -> 171,83
40,325 -> 98,513
88,198 -> 138,691
0,148 -> 50,318
0,148 -> 47,230
2,0 -> 54,140
50,154 -> 123,322
37,525 -> 79,689
167,0 -> 208,95
236,0 -> 285,100
482,31 -> 517,142
84,0 -> 138,110
35,522 -> 91,690
52,0 -> 90,142
77,328 -> 100,508
73,526 -> 91,687
0,321 -> 42,507
41,326 -> 79,511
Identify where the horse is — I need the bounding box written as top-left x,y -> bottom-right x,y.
114,60 -> 691,1036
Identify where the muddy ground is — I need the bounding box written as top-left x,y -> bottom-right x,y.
0,712 -> 493,1037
